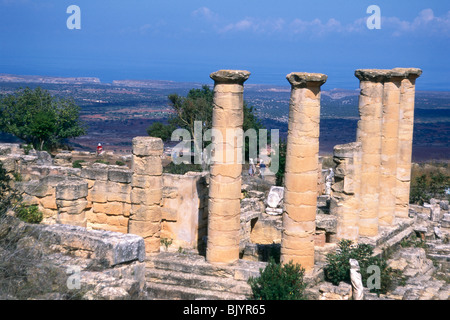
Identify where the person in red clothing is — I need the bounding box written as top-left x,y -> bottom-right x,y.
96,143 -> 103,156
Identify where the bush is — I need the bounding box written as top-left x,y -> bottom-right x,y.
0,163 -> 22,216
15,204 -> 43,224
248,258 -> 307,300
163,162 -> 202,175
324,239 -> 399,295
410,163 -> 450,205
72,160 -> 85,169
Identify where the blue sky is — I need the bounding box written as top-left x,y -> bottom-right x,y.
0,0 -> 449,90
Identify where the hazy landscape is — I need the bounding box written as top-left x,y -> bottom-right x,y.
0,73 -> 448,162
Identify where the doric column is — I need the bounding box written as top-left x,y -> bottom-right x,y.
206,69 -> 250,264
354,69 -> 385,237
281,72 -> 327,271
129,136 -> 164,256
395,68 -> 422,218
378,71 -> 403,226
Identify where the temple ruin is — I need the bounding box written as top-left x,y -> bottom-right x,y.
3,67 -> 448,301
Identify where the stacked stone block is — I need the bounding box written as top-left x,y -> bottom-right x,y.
82,163 -> 132,233
129,136 -> 164,256
281,72 -> 327,272
330,142 -> 362,241
395,68 -> 423,218
56,179 -> 89,227
354,68 -> 421,236
206,69 -> 250,264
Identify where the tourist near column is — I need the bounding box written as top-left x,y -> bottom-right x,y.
206,69 -> 250,264
378,70 -> 403,226
354,69 -> 385,237
281,72 -> 327,272
395,68 -> 422,219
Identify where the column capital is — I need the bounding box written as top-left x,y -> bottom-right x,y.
355,68 -> 422,82
391,67 -> 422,80
286,72 -> 327,88
210,70 -> 251,84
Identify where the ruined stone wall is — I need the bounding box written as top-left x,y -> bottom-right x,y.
0,143 -> 210,253
82,163 -> 132,233
161,172 -> 209,250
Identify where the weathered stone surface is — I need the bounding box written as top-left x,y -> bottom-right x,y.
286,72 -> 327,88
132,136 -> 164,157
281,71 -> 326,271
266,186 -> 284,208
210,70 -> 251,84
56,180 -> 88,200
207,70 -> 249,265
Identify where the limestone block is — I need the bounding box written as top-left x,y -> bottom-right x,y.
132,136 -> 164,156
80,165 -> 109,181
130,188 -> 162,206
108,168 -> 132,184
56,199 -> 88,215
130,205 -> 161,222
90,181 -> 108,203
131,174 -> 162,189
106,182 -> 131,203
93,202 -> 124,216
55,181 -> 88,201
128,220 -> 160,238
132,155 -> 162,176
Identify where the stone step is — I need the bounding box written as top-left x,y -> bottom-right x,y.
146,282 -> 248,300
146,252 -> 266,281
146,268 -> 253,296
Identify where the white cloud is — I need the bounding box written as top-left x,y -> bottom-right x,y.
219,17 -> 285,34
208,8 -> 450,38
192,7 -> 218,21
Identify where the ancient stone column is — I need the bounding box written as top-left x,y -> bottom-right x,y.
354,69 -> 385,237
206,69 -> 250,264
395,68 -> 422,218
129,136 -> 164,256
378,72 -> 402,226
56,179 -> 88,227
281,72 -> 327,271
330,142 -> 362,242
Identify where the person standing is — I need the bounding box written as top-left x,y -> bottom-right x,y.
259,159 -> 266,180
96,143 -> 103,156
249,158 -> 255,176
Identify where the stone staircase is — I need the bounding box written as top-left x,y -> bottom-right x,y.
145,252 -> 267,300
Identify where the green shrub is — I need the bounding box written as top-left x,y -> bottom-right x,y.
94,159 -> 109,165
15,204 -> 43,224
324,239 -> 400,295
0,163 -> 22,216
115,160 -> 125,166
163,162 -> 202,175
72,160 -> 85,169
248,258 -> 307,300
21,144 -> 34,155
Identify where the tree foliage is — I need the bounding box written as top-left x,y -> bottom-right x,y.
147,85 -> 264,157
0,87 -> 87,150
